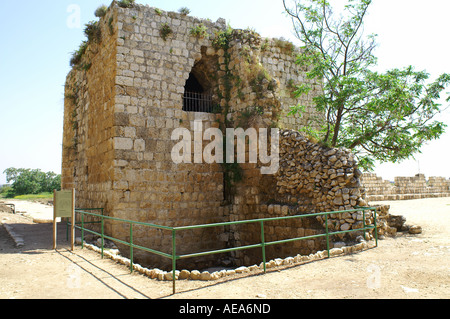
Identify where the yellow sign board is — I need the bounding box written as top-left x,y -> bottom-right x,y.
54,190 -> 74,218
53,189 -> 75,250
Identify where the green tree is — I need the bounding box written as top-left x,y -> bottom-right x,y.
40,171 -> 61,193
283,0 -> 450,170
3,168 -> 61,196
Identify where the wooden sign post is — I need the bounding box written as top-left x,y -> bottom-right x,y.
53,189 -> 75,250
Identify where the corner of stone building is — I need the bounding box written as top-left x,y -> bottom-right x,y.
62,2 -> 119,210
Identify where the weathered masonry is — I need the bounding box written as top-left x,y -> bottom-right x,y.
62,1 -> 369,270
361,173 -> 450,202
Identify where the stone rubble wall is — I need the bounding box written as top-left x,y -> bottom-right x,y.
223,129 -> 381,267
211,29 -> 325,266
361,173 -> 450,202
275,130 -> 377,241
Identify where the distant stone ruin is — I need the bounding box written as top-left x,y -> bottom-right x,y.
361,173 -> 450,202
62,1 -> 374,270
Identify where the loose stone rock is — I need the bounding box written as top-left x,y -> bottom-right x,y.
200,271 -> 212,281
409,225 -> 422,234
330,248 -> 344,257
226,270 -> 236,276
190,270 -> 201,280
164,271 -> 180,281
179,270 -> 190,280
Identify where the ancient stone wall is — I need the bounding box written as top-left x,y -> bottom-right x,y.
109,4 -> 229,269
224,129 -> 376,266
63,2 -> 368,270
361,173 -> 450,202
260,39 -> 324,130
275,131 -> 375,241
63,6 -> 118,212
199,26 -> 325,266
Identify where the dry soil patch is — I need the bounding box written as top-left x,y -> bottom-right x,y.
0,197 -> 449,299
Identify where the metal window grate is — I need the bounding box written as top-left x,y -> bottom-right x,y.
183,91 -> 214,113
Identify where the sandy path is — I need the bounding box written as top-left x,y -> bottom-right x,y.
1,199 -> 55,222
0,197 -> 449,299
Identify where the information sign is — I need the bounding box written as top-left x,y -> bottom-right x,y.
55,190 -> 74,218
53,189 -> 75,250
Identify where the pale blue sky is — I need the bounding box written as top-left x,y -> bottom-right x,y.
0,0 -> 449,185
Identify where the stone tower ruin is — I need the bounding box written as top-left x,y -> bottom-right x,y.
62,1 -> 368,270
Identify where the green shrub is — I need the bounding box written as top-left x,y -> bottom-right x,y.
0,185 -> 14,198
84,21 -> 102,43
274,38 -> 295,54
108,17 -> 115,35
212,25 -> 233,50
117,0 -> 135,8
70,41 -> 88,67
160,23 -> 173,41
94,5 -> 108,18
178,7 -> 190,16
190,24 -> 208,39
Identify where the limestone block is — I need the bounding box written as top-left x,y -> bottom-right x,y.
114,137 -> 133,150
226,270 -> 236,276
123,127 -> 136,138
409,225 -> 422,234
190,270 -> 201,280
115,95 -> 131,104
283,257 -> 294,265
235,266 -> 250,274
200,271 -> 212,281
249,265 -> 259,272
116,76 -> 134,86
134,139 -> 145,152
330,248 -> 344,257
273,205 -> 281,214
157,272 -> 166,281
164,271 -> 180,281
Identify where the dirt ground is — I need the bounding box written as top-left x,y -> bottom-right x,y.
0,197 -> 449,300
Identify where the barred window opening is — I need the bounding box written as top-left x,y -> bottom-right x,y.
183,73 -> 213,113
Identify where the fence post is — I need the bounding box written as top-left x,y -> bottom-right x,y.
325,213 -> 330,258
260,221 -> 266,273
363,209 -> 366,238
373,208 -> 378,247
81,213 -> 84,249
101,214 -> 104,259
172,229 -> 177,295
130,223 -> 134,274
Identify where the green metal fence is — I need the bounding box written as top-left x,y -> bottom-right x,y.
73,207 -> 378,294
67,208 -> 104,241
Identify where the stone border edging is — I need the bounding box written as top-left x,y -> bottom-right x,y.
79,240 -> 375,281
1,223 -> 25,248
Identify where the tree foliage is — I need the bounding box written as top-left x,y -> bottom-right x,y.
3,168 -> 61,197
283,0 -> 450,170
